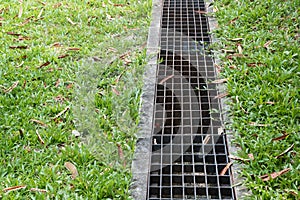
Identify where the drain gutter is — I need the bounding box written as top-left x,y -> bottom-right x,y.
132,0 -> 236,199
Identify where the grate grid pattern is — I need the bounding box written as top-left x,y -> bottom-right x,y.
148,0 -> 235,199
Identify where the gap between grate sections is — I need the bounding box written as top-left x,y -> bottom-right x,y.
147,0 -> 235,199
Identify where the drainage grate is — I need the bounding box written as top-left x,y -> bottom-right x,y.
147,0 -> 235,199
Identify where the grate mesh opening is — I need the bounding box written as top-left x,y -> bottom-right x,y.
147,0 -> 235,199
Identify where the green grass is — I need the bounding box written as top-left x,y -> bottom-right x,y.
0,0 -> 151,199
212,0 -> 299,199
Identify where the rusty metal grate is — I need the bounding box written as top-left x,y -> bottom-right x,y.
147,0 -> 235,199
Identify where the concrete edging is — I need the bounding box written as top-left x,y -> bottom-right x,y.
130,0 -> 163,199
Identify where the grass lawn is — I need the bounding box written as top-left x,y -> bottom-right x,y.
0,0 -> 151,199
212,0 -> 299,199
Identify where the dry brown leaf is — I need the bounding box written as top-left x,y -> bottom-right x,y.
52,106 -> 70,120
260,168 -> 290,181
249,122 -> 269,127
284,189 -> 298,197
229,38 -> 243,41
237,43 -> 243,54
3,185 -> 26,193
275,144 -> 294,159
203,135 -> 210,144
18,5 -> 23,18
159,75 -> 174,84
67,17 -> 76,25
195,10 -> 207,14
265,101 -> 275,105
7,32 -> 22,36
9,45 -> 28,49
15,35 -> 29,41
15,61 -> 24,68
53,2 -> 62,8
4,81 -> 19,93
19,16 -> 34,26
227,53 -> 244,59
112,87 -> 120,96
67,47 -> 80,51
66,83 -> 73,89
229,155 -> 250,162
55,79 -> 60,87
114,4 -> 126,7
211,78 -> 228,84
30,188 -> 47,193
117,144 -> 126,167
30,119 -> 47,127
230,17 -> 238,24
58,54 -> 69,59
37,61 -> 50,69
64,162 -> 78,179
214,92 -> 228,99
247,62 -> 266,67
37,8 -> 44,19
51,42 -> 62,47
272,133 -> 288,141
248,153 -> 254,160
263,40 -> 273,48
220,162 -> 233,176
36,130 -> 45,145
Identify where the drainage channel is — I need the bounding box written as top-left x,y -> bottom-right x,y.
132,0 -> 235,199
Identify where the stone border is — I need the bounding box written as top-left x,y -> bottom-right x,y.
206,1 -> 251,199
130,0 -> 163,199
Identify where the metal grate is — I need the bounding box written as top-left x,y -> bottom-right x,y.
147,0 -> 235,199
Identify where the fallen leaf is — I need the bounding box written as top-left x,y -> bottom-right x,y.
18,4 -> 23,18
112,87 -> 120,96
247,62 -> 266,67
3,185 -> 26,193
67,47 -> 80,51
16,61 -> 24,68
72,130 -> 80,137
284,189 -> 298,197
53,2 -> 62,8
30,119 -> 47,127
6,32 -> 22,36
248,153 -> 254,160
117,144 -> 126,167
260,168 -> 290,181
214,92 -> 228,99
275,144 -> 294,159
64,162 -> 78,179
249,122 -> 269,127
272,133 -> 288,141
227,53 -> 244,59
19,16 -> 34,26
229,155 -> 250,162
66,83 -> 73,89
58,54 -> 68,59
237,43 -> 243,54
67,17 -> 76,25
36,130 -> 45,145
203,135 -> 210,144
195,10 -> 207,14
37,8 -> 44,18
211,78 -> 228,84
263,40 -> 273,48
52,106 -> 70,120
55,79 -> 60,87
30,188 -> 47,193
159,75 -> 174,84
51,42 -> 62,47
4,81 -> 19,93
220,162 -> 233,176
229,38 -> 243,41
265,101 -> 275,105
9,45 -> 28,49
230,17 -> 238,24
114,4 -> 126,7
37,61 -> 50,69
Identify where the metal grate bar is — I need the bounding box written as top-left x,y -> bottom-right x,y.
147,0 -> 235,199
